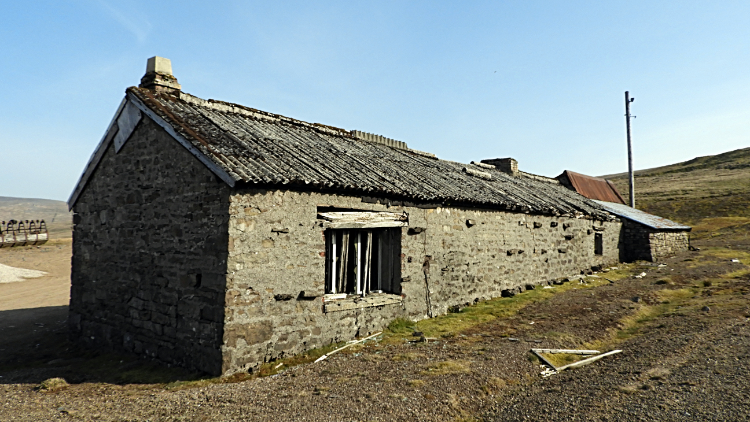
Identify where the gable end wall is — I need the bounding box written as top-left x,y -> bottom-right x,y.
70,115 -> 230,375
620,219 -> 690,261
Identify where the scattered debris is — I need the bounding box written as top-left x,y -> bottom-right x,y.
409,335 -> 438,344
274,363 -> 284,369
533,348 -> 600,355
702,306 -> 711,312
314,332 -> 382,363
531,348 -> 623,376
555,350 -> 623,371
731,259 -> 740,263
540,365 -> 557,378
634,272 -> 647,279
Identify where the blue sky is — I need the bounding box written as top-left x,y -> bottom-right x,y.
2,1 -> 749,201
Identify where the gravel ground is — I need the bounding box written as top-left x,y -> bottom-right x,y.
1,241 -> 748,421
487,301 -> 750,421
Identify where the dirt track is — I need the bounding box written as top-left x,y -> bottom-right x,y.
0,240 -> 72,375
0,239 -> 71,311
1,239 -> 749,421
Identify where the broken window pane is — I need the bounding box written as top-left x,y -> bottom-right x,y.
325,228 -> 401,295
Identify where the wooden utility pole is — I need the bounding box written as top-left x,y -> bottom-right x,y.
625,91 -> 635,208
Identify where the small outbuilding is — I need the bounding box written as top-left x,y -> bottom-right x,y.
592,200 -> 691,262
555,170 -> 691,262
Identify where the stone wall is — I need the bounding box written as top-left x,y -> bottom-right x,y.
71,115 -> 624,376
223,189 -> 622,373
620,220 -> 690,262
70,116 -> 230,375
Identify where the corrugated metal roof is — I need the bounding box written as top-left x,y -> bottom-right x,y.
593,200 -> 691,230
121,87 -> 616,219
557,170 -> 626,204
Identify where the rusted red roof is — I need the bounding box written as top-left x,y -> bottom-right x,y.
556,170 -> 626,204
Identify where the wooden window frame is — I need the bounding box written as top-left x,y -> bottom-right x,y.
324,227 -> 402,298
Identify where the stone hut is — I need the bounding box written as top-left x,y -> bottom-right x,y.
592,200 -> 691,262
68,57 -> 625,375
555,170 -> 691,262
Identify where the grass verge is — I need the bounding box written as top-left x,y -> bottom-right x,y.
395,266 -> 634,341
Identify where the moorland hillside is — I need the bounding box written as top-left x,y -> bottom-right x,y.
604,146 -> 750,240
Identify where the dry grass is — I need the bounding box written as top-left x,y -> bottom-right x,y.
38,377 -> 69,392
607,147 -> 750,225
407,379 -> 426,388
481,377 -> 508,395
392,352 -> 426,362
581,247 -> 750,355
645,367 -> 671,380
421,360 -> 471,376
692,217 -> 750,236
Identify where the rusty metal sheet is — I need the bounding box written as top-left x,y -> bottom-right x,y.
557,170 -> 626,204
593,200 -> 691,230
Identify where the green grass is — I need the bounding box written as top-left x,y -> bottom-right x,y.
387,318 -> 416,334
582,247 -> 750,354
382,266 -> 634,343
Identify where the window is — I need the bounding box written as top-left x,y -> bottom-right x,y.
594,233 -> 603,255
325,228 -> 401,295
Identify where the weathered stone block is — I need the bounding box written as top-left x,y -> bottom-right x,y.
224,322 -> 273,348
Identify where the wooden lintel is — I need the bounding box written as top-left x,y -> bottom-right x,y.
324,295 -> 402,313
532,348 -> 600,355
324,221 -> 408,229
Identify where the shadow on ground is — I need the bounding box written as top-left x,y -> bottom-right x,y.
0,305 -> 205,385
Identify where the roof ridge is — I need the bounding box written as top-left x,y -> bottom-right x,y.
175,90 -> 353,138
